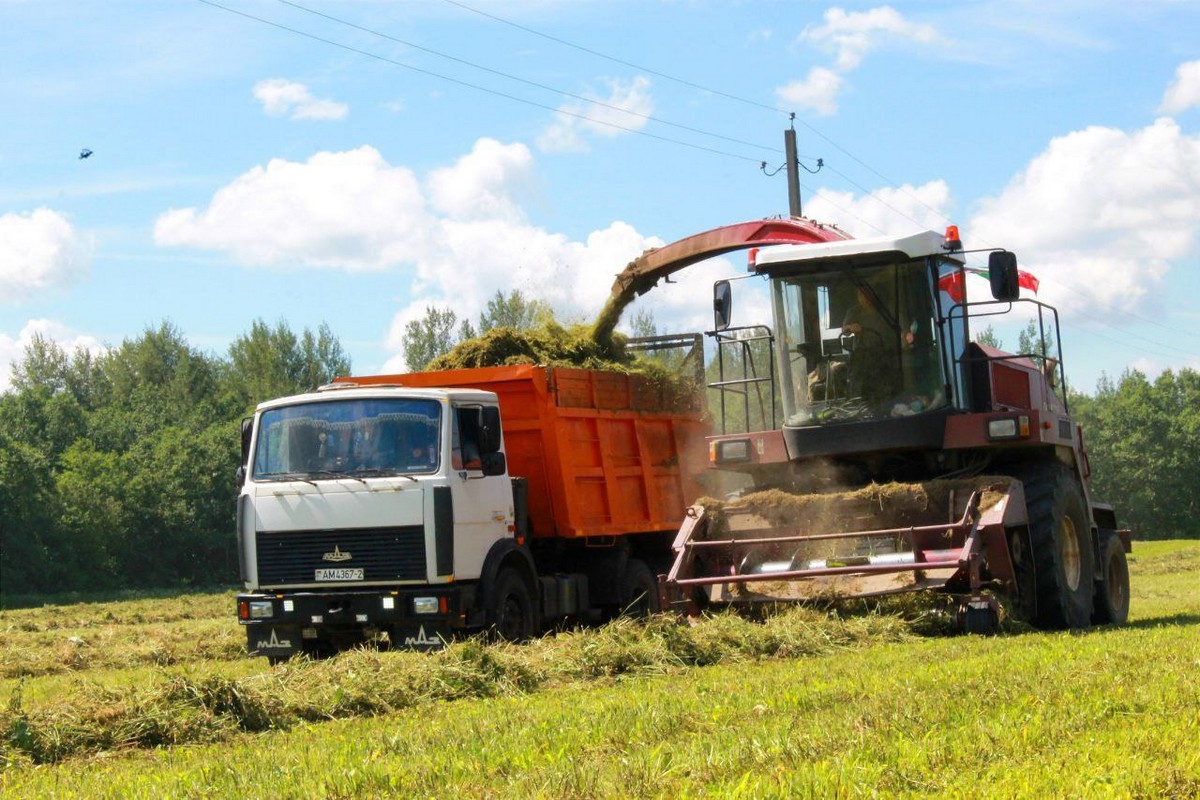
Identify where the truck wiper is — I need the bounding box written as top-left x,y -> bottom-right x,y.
255,471 -> 318,486
348,467 -> 417,482
307,469 -> 367,484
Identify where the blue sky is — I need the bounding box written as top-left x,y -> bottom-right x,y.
2,0 -> 1198,394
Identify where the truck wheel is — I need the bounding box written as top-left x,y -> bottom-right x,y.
489,567 -> 535,642
619,559 -> 661,617
1019,464 -> 1095,629
1092,531 -> 1130,625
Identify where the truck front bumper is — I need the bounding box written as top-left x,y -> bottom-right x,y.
237,588 -> 463,656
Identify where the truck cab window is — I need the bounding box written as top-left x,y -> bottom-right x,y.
252,398 -> 441,479
452,407 -> 483,471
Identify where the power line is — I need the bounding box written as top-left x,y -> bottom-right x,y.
439,0 -> 784,116
275,0 -> 781,156
196,0 -> 765,164
208,0 -> 1197,359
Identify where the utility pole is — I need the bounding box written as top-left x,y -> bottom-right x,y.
784,117 -> 802,218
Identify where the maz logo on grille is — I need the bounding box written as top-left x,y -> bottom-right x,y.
322,546 -> 353,562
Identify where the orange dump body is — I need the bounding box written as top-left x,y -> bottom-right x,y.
346,365 -> 708,540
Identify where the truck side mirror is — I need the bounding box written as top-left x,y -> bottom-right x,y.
988,251 -> 1020,302
240,417 -> 253,464
714,280 -> 732,331
479,406 -> 502,454
480,451 -> 507,477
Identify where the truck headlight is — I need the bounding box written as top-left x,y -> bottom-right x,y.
248,600 -> 274,619
413,597 -> 439,614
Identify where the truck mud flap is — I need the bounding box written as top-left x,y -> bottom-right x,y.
392,622 -> 451,651
247,625 -> 302,659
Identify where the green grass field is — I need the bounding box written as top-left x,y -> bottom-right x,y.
2,540 -> 1197,798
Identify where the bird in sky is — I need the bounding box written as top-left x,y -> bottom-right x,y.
79,148 -> 93,159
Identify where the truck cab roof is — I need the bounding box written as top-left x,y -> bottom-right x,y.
254,383 -> 498,412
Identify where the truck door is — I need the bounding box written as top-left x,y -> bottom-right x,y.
448,404 -> 510,580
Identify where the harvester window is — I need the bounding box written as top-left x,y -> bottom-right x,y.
773,260 -> 948,427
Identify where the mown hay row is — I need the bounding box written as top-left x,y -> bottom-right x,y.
1,605 -> 957,766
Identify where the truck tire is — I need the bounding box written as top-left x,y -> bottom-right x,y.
488,567 -> 535,642
1092,530 -> 1130,625
1019,463 -> 1095,629
619,559 -> 661,617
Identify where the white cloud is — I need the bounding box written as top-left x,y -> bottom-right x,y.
427,138 -> 533,223
0,319 -> 104,393
153,140 -> 668,371
776,67 -> 842,117
805,179 -> 953,238
253,78 -> 348,121
802,5 -> 940,71
968,117 -> 1200,319
154,146 -> 433,270
778,6 -> 940,116
1160,60 -> 1200,115
538,76 -> 654,152
0,208 -> 89,304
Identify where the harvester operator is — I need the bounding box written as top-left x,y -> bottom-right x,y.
841,286 -> 902,402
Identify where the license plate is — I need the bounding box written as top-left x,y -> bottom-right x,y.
315,568 -> 364,581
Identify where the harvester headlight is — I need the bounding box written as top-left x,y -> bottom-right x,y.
712,439 -> 751,464
987,415 -> 1030,440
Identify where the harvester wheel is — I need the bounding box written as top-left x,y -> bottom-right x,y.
619,559 -> 661,616
488,567 -> 535,642
1019,464 -> 1095,629
1092,531 -> 1130,625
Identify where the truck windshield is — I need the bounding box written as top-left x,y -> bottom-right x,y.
252,398 -> 441,480
772,259 -> 947,426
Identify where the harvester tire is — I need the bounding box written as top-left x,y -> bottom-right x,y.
488,567 -> 535,642
619,559 -> 661,617
1092,530 -> 1130,625
1019,463 -> 1095,629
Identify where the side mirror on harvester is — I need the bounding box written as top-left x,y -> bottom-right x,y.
988,251 -> 1021,302
714,280 -> 732,331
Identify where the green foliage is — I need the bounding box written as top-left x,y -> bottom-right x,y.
705,329 -> 779,434
402,306 -> 459,371
973,324 -> 1003,349
402,291 -> 554,372
1017,317 -> 1057,359
226,319 -> 350,409
477,289 -> 551,333
0,318 -> 348,599
1074,368 -> 1200,538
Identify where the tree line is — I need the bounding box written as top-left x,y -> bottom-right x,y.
1,321 -> 349,597
2,308 -> 1195,600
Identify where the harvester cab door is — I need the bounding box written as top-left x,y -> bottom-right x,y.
933,257 -> 969,410
448,404 -> 511,580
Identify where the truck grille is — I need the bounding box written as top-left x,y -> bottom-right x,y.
255,525 -> 426,586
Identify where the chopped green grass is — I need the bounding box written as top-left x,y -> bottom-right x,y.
1,541 -> 1197,797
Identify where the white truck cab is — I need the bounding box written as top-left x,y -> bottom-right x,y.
236,384 -> 516,657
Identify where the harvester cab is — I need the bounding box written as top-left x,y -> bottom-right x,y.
627,220 -> 1130,634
